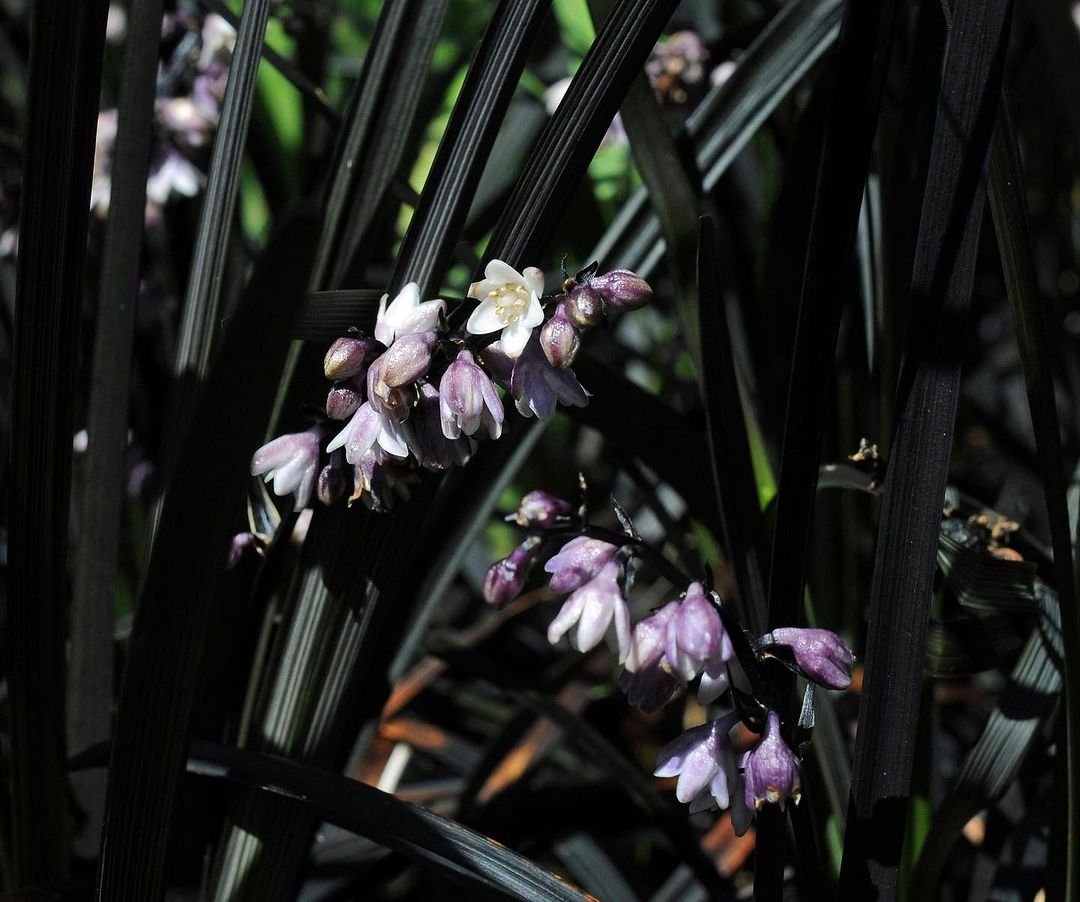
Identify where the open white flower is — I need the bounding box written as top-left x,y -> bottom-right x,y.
375,282 -> 445,346
466,260 -> 545,358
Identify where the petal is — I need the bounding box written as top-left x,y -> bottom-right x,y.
522,266 -> 545,298
572,587 -> 612,652
484,258 -> 524,285
547,593 -> 586,644
466,299 -> 506,335
674,745 -> 719,804
377,418 -> 410,458
251,434 -> 297,475
374,292 -> 393,345
499,319 -> 533,358
612,598 -> 631,664
467,277 -> 499,300
522,296 -> 545,329
697,661 -> 730,704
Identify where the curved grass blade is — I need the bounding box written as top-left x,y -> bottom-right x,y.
910,582 -> 1062,896
7,0 -> 109,884
96,208 -> 318,899
838,0 -> 1013,896
391,0 -> 553,295
189,741 -> 592,901
68,0 -> 164,859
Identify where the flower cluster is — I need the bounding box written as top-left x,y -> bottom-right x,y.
250,261 -> 652,511
485,488 -> 856,831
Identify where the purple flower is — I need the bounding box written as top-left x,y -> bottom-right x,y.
404,382 -> 471,471
366,331 -> 437,419
250,428 -> 321,511
543,536 -> 620,594
483,536 -> 542,606
624,601 -> 679,673
763,627 -> 854,691
324,337 -> 382,380
511,490 -> 575,529
317,451 -> 349,506
664,583 -> 734,703
547,560 -> 631,662
539,303 -> 581,367
654,712 -> 740,808
326,402 -> 408,464
510,336 -> 588,421
742,711 -> 801,810
439,350 -> 504,440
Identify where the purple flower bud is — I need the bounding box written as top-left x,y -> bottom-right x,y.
654,712 -> 740,807
540,303 -> 582,367
512,490 -> 575,529
510,336 -> 588,421
317,451 -> 349,506
763,627 -> 855,690
439,350 -> 504,440
624,601 -> 679,673
665,583 -> 732,682
405,383 -> 472,471
547,560 -> 631,662
589,269 -> 653,312
483,536 -> 542,606
372,331 -> 437,390
742,711 -> 801,810
324,337 -> 381,380
325,380 -> 364,420
250,428 -> 321,512
563,285 -> 605,329
227,532 -> 260,569
543,536 -> 620,594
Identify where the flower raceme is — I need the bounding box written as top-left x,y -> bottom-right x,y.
251,264 -> 652,511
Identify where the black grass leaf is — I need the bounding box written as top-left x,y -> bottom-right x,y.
293,288 -> 382,340
838,0 -> 1014,896
96,208 -> 318,898
7,0 -> 108,885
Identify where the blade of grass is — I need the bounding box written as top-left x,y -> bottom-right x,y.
293,288 -> 381,340
68,0 -> 164,859
189,741 -> 592,901
96,208 -> 318,899
7,0 -> 108,886
837,0 -> 1013,896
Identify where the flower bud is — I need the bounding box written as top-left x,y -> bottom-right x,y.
374,331 -> 437,389
325,381 -> 363,420
317,451 -> 349,506
540,303 -> 582,368
666,583 -> 729,681
512,490 -> 574,529
763,627 -> 854,690
564,284 -> 605,328
590,269 -> 653,312
324,337 -> 381,380
483,536 -> 542,606
543,536 -> 619,594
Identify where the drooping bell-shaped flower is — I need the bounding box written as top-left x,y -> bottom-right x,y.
510,336 -> 588,421
762,627 -> 855,691
327,402 -> 409,465
543,536 -> 620,594
511,490 -> 574,530
664,584 -> 735,705
439,350 -> 504,440
624,601 -> 679,673
654,712 -> 741,807
405,383 -> 471,471
547,560 -> 631,662
466,259 -> 545,358
741,710 -> 801,810
250,428 -> 321,512
374,282 -> 445,347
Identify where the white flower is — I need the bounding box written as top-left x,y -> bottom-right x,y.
250,429 -> 320,512
326,401 -> 409,464
466,260 -> 545,358
375,282 -> 445,346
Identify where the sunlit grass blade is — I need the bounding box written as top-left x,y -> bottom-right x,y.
96,209 -> 318,898
838,0 -> 1013,896
7,0 -> 108,886
68,0 -> 164,859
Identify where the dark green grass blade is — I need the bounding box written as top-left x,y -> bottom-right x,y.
169,0 -> 271,436
188,741 -> 591,901
755,0 -> 899,891
391,0 -> 552,295
7,0 -> 108,885
984,87 -> 1080,897
96,209 -> 317,899
911,582 -> 1062,895
310,0 -> 412,290
68,0 -> 164,858
837,0 -> 1013,896
484,0 -> 681,264
696,216 -> 768,630
293,288 -> 382,340
328,0 -> 450,288
592,0 -> 843,274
